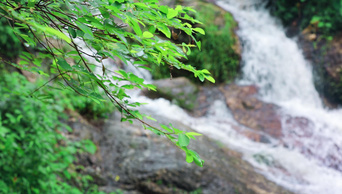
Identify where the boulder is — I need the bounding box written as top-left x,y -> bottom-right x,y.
96,112 -> 292,194
66,110 -> 292,193
219,84 -> 283,139
299,30 -> 342,107
142,77 -> 198,111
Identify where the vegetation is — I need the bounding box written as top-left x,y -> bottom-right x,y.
0,0 -> 218,192
151,3 -> 240,83
188,4 -> 239,83
0,17 -> 23,58
0,71 -> 102,193
268,0 -> 342,37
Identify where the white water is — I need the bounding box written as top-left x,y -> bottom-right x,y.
214,1 -> 342,193
86,1 -> 342,192
134,1 -> 342,193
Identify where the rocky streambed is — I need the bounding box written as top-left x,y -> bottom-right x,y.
67,100 -> 292,194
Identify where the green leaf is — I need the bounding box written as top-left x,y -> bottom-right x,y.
122,84 -> 135,89
45,28 -> 71,43
0,127 -> 9,137
142,31 -> 154,38
185,151 -> 194,163
159,6 -> 168,14
129,19 -> 142,36
178,134 -> 190,147
206,76 -> 215,83
145,115 -> 157,122
167,8 -> 178,19
171,125 -> 182,134
34,24 -> 71,43
193,28 -> 205,35
160,124 -> 173,133
68,27 -> 77,38
186,132 -> 202,136
148,25 -> 156,33
193,156 -> 204,167
157,23 -> 171,38
145,126 -> 162,135
196,41 -> 202,50
198,73 -> 205,82
57,58 -> 72,71
75,21 -> 93,38
84,140 -> 97,154
99,8 -> 110,18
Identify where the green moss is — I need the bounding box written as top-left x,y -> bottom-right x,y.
188,7 -> 240,83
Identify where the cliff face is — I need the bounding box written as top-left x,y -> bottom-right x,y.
299,29 -> 342,107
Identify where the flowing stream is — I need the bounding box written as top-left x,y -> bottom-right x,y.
89,0 -> 342,192
214,1 -> 342,193
132,0 -> 342,193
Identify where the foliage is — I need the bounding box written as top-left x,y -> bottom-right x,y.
46,82 -> 114,119
0,72 -> 103,193
0,0 -> 211,166
0,17 -> 23,58
187,5 -> 240,83
151,3 -> 240,83
268,0 -> 342,36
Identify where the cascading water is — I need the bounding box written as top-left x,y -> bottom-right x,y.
133,1 -> 342,193
214,0 -> 342,193
86,0 -> 342,192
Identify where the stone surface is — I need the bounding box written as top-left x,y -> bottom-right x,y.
219,84 -> 283,139
142,77 -> 198,111
299,29 -> 342,106
67,110 -> 292,194
97,112 -> 292,194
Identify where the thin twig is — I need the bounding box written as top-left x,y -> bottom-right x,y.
30,72 -> 67,96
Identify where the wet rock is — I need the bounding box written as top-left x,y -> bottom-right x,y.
220,84 -> 283,138
192,86 -> 226,117
96,112 -> 292,194
299,30 -> 342,106
218,84 -> 342,173
142,77 -> 198,111
282,115 -> 342,172
283,116 -> 314,138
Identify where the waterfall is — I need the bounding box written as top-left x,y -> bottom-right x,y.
135,0 -> 342,193
216,0 -> 342,193
216,1 -> 321,108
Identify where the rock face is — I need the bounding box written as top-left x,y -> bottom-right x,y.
101,113 -> 293,194
143,77 -> 199,111
69,111 -> 292,194
299,30 -> 342,106
220,84 -> 282,139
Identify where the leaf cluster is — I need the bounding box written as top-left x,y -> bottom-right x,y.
151,3 -> 240,83
0,0 -> 211,166
0,72 -> 102,193
0,18 -> 21,58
